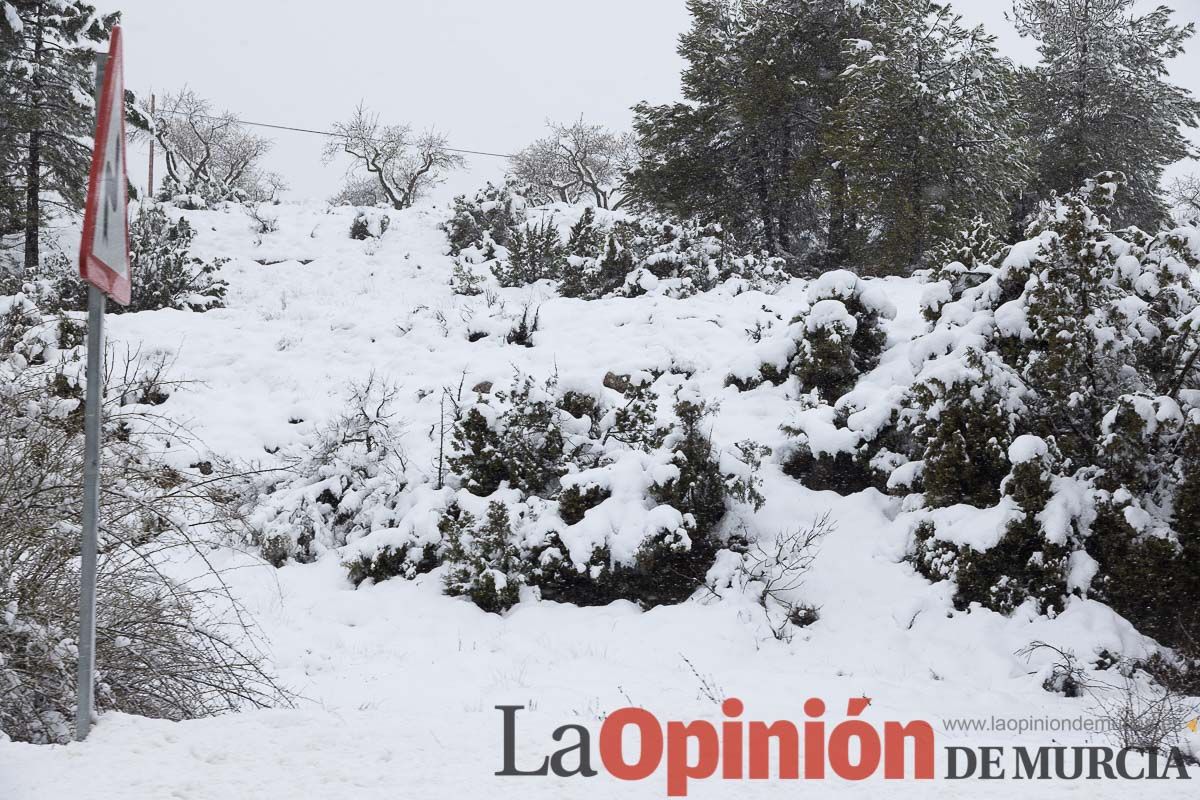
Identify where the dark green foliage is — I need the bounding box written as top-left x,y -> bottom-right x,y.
42,206 -> 227,314
493,219 -> 563,287
902,180 -> 1200,656
441,182 -> 525,255
949,448 -> 1070,614
835,0 -> 1028,273
448,375 -> 577,497
1084,500 -> 1194,649
505,306 -> 540,347
792,313 -> 860,401
628,0 -> 861,271
566,207 -> 603,257
604,379 -> 668,451
1,2 -> 132,273
558,390 -> 601,421
914,351 -> 1018,509
781,442 -> 884,495
927,218 -> 1004,272
650,398 -> 762,536
349,211 -> 388,240
359,377 -> 767,614
347,542 -> 440,586
124,207 -> 228,313
443,502 -> 523,614
791,279 -> 889,401
558,483 -> 611,526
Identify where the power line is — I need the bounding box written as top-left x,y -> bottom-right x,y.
156,108 -> 516,160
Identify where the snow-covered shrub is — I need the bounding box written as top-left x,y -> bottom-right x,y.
896,176 -> 1200,653
558,212 -> 785,300
352,373 -> 765,612
441,187 -> 785,299
38,205 -> 226,315
122,205 -> 228,313
910,349 -> 1024,508
442,501 -> 523,613
441,181 -> 526,256
493,219 -> 563,287
792,270 -> 894,400
247,375 -> 408,565
449,260 -> 486,296
0,299 -> 280,743
449,374 -> 585,498
349,210 -> 389,240
630,218 -> 784,296
504,305 -> 540,348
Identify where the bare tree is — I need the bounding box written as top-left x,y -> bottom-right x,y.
1168,173 -> 1200,217
329,175 -> 386,207
323,105 -> 464,211
138,89 -> 287,205
511,119 -> 636,209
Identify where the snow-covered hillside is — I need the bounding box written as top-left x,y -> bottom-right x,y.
1,200 -> 1196,799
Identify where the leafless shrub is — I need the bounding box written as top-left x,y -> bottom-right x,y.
1019,640 -> 1199,754
0,313 -> 287,743
1095,673 -> 1197,754
732,513 -> 833,640
1019,640 -> 1088,698
246,203 -> 280,235
680,653 -> 725,705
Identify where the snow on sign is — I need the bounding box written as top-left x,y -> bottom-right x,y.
79,25 -> 130,305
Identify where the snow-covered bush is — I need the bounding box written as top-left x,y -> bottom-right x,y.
441,186 -> 785,300
449,374 -> 584,498
792,270 -> 894,400
493,219 -> 562,287
349,373 -> 765,612
12,205 -> 227,315
441,501 -> 524,613
441,182 -> 527,257
247,375 -> 408,565
892,176 -> 1200,655
0,298 -> 280,743
349,210 -> 390,240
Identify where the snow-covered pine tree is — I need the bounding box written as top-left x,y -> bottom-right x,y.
0,3 -> 130,273
835,0 -> 1028,274
1013,0 -> 1200,230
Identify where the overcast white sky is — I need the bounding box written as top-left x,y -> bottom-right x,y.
113,0 -> 1200,202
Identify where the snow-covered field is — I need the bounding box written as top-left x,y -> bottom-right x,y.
1,201 -> 1194,799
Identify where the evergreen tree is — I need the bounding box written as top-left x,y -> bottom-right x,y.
836,0 -> 1029,273
628,0 -> 863,272
1013,0 -> 1200,230
1,3 -> 122,273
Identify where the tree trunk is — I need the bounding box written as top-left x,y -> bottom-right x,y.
828,164 -> 850,268
23,130 -> 40,273
22,12 -> 44,274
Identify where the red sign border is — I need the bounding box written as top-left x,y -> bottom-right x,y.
79,25 -> 130,306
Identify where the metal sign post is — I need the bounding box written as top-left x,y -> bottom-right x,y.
75,25 -> 130,743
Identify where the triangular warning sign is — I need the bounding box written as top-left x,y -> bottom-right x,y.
79,25 -> 130,306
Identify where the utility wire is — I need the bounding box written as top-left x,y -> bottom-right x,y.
156,108 -> 516,160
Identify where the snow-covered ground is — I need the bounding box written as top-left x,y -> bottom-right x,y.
1,201 -> 1194,799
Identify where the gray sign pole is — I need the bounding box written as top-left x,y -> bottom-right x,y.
75,51 -> 108,744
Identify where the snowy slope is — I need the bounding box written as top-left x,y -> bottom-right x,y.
0,201 -> 1193,799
